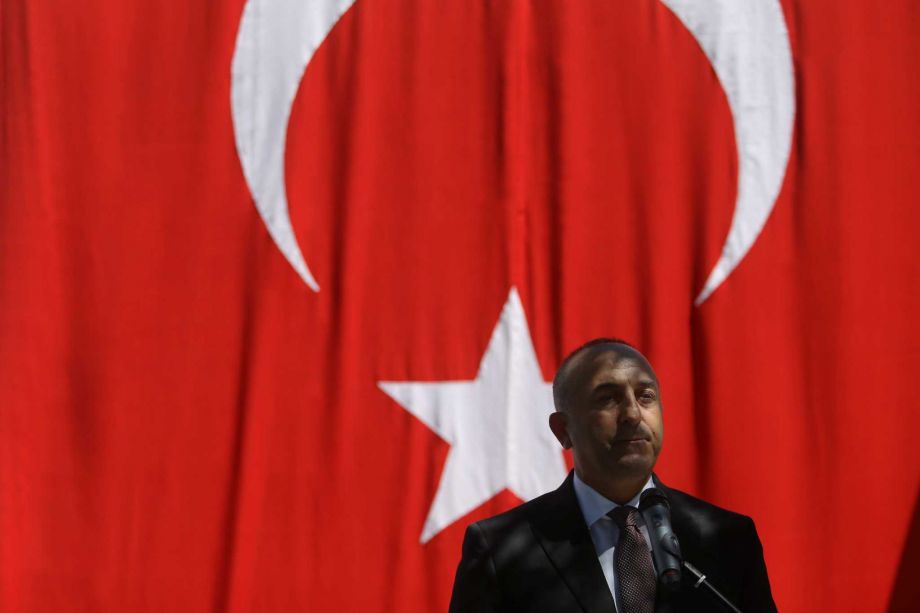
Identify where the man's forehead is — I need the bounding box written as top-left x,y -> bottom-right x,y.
579,344 -> 658,385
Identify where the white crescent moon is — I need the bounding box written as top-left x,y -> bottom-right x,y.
231,0 -> 357,292
230,0 -> 794,302
660,0 -> 795,305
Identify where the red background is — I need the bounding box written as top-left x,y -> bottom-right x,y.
2,1 -> 918,611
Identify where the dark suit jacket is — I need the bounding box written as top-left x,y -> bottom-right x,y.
448,472 -> 776,613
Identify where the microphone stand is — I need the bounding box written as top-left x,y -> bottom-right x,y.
682,560 -> 742,613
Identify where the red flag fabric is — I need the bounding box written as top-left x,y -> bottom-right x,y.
2,1 -> 917,612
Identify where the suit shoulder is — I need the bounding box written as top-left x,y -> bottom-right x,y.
665,484 -> 750,520
665,485 -> 757,535
469,488 -> 558,537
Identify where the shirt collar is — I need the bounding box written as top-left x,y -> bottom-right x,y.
573,472 -> 656,528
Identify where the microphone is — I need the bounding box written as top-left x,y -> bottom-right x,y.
639,487 -> 682,592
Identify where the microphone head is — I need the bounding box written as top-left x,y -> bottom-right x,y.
639,487 -> 670,511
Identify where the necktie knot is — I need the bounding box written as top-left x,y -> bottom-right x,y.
608,505 -> 640,529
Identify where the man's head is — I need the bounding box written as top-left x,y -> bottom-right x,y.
549,338 -> 664,501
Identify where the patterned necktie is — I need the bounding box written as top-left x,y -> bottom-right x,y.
609,505 -> 657,613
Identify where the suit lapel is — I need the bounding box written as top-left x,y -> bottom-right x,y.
528,473 -> 618,613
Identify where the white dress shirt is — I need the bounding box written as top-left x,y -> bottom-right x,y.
572,473 -> 656,610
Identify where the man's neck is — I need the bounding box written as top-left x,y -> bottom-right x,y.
576,469 -> 652,505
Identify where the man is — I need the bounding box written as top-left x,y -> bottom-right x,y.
448,339 -> 776,612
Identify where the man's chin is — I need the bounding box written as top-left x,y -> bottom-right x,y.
606,453 -> 655,478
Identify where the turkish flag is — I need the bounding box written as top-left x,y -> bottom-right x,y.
1,1 -> 917,612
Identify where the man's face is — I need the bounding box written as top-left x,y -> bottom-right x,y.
555,345 -> 664,487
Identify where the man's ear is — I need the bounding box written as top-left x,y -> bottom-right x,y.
548,411 -> 572,449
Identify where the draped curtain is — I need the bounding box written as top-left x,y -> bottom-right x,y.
2,1 -> 917,611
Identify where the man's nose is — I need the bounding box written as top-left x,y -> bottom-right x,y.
618,391 -> 641,424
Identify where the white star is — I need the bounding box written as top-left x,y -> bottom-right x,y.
379,287 -> 568,543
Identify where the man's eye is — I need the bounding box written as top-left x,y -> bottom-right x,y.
639,391 -> 657,402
